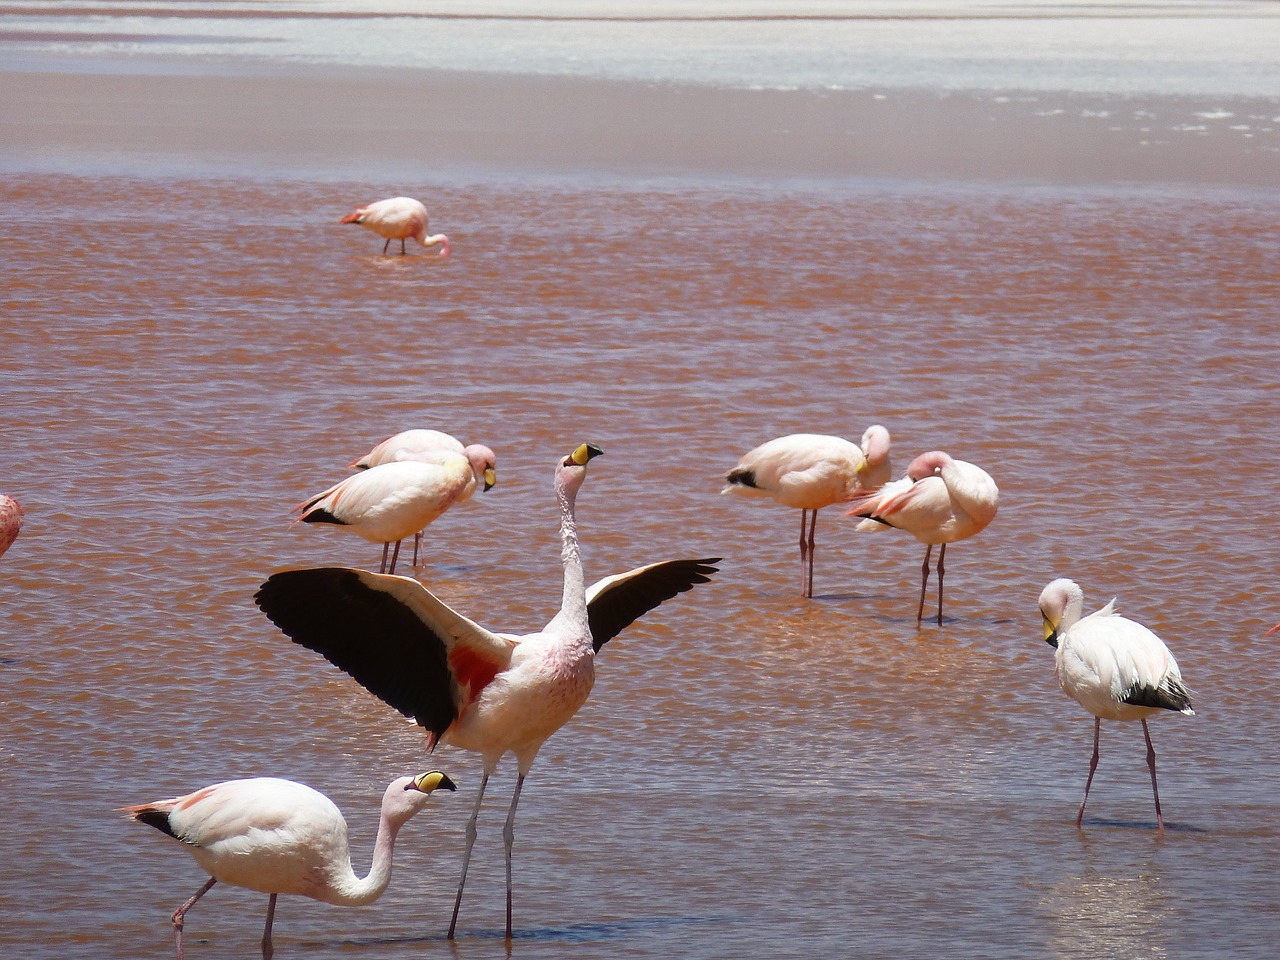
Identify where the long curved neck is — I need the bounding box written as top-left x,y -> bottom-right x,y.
328,812 -> 408,906
557,482 -> 588,631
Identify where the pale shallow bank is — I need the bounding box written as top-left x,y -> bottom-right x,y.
2,59 -> 1277,186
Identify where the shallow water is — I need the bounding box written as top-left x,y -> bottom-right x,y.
3,171 -> 1279,960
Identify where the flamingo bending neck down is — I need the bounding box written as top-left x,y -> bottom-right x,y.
122,771 -> 456,959
722,425 -> 891,598
847,449 -> 997,624
1039,578 -> 1194,831
339,197 -> 450,256
255,443 -> 719,939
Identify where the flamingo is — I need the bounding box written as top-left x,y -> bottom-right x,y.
721,425 -> 890,598
0,494 -> 21,559
847,449 -> 997,624
1039,578 -> 1195,831
350,431 -> 498,567
295,452 -> 475,575
339,197 -> 450,257
254,443 -> 719,939
122,770 -> 457,959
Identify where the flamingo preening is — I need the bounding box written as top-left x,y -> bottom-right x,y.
847,449 -> 997,624
256,443 -> 719,939
722,425 -> 890,598
1039,578 -> 1194,831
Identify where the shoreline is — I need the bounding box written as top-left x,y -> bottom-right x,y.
2,57 -> 1278,187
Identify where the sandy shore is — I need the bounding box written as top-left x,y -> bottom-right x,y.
2,58 -> 1278,185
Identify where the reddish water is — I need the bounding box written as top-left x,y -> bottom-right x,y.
3,172 -> 1279,959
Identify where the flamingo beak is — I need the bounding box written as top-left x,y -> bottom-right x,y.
408,771 -> 458,794
570,443 -> 604,466
1042,616 -> 1059,649
482,466 -> 497,491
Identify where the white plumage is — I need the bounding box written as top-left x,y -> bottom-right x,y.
338,196 -> 450,256
1039,577 -> 1194,831
123,771 -> 456,959
722,425 -> 890,597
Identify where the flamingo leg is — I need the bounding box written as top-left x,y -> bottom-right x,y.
448,770 -> 491,939
412,530 -> 423,567
171,876 -> 217,960
916,544 -> 934,624
261,893 -> 276,960
400,238 -> 407,255
382,237 -> 391,255
387,540 -> 402,575
1077,717 -> 1102,828
797,509 -> 811,598
502,773 -> 528,940
935,542 -> 947,625
378,542 -> 391,574
1142,719 -> 1165,832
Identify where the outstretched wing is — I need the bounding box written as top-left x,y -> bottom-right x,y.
586,558 -> 720,653
254,567 -> 516,745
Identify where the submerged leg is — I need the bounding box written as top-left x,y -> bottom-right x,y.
171,877 -> 217,960
502,773 -> 528,940
448,770 -> 491,939
916,544 -> 934,624
1142,719 -> 1165,832
1077,717 -> 1102,828
261,893 -> 277,960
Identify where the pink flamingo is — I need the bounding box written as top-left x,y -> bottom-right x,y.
847,449 -> 998,624
351,430 -> 497,566
295,452 -> 475,574
123,771 -> 456,959
1039,578 -> 1194,831
0,494 -> 21,559
256,443 -> 719,939
339,197 -> 450,256
721,425 -> 891,598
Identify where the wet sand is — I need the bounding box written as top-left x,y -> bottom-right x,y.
3,59 -> 1278,185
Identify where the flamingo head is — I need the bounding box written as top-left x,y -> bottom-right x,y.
861,425 -> 891,467
463,444 -> 498,491
906,450 -> 952,482
384,770 -> 457,825
555,443 -> 604,500
1038,578 -> 1084,648
425,233 -> 451,257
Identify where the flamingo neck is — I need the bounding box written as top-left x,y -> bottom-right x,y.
556,484 -> 589,637
418,233 -> 451,257
327,811 -> 409,906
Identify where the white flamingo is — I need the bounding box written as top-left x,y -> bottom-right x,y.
1039,578 -> 1195,831
350,430 -> 497,566
847,449 -> 997,624
295,452 -> 475,574
255,443 -> 719,939
722,425 -> 890,597
123,771 -> 456,959
0,494 -> 21,559
339,197 -> 450,256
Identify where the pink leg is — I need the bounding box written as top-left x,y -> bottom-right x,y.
1142,719 -> 1165,832
171,877 -> 217,960
261,893 -> 277,959
378,541 -> 391,574
797,510 -> 811,598
915,544 -> 933,624
386,540 -> 402,575
935,543 -> 947,625
1077,717 -> 1101,827
805,509 -> 819,598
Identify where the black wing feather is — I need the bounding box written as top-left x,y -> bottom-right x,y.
588,557 -> 719,653
253,567 -> 457,742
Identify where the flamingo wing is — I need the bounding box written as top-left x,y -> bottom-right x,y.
585,557 -> 719,653
254,567 -> 515,744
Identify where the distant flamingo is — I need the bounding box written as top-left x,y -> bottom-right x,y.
123,770 -> 456,959
0,494 -> 21,559
339,197 -> 450,256
256,443 -> 719,939
847,449 -> 997,624
295,452 -> 475,574
1039,578 -> 1194,831
722,425 -> 891,597
351,430 -> 497,566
